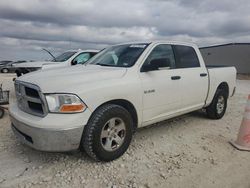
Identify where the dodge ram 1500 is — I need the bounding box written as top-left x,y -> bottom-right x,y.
9,41 -> 236,161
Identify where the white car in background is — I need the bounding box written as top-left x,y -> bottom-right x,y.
14,49 -> 99,76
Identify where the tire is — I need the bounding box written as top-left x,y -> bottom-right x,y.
206,89 -> 228,119
81,104 -> 133,162
1,68 -> 9,73
0,108 -> 4,119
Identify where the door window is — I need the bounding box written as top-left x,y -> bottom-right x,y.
73,53 -> 91,64
143,44 -> 175,70
172,45 -> 200,68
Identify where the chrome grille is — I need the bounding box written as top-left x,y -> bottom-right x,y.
15,81 -> 48,117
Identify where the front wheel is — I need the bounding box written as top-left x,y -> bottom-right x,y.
206,89 -> 228,119
1,68 -> 9,73
81,104 -> 133,162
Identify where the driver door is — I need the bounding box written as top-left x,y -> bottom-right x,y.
139,44 -> 181,125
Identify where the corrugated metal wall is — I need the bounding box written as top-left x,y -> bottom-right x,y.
200,44 -> 250,74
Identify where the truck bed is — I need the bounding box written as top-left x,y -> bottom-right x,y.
205,66 -> 237,106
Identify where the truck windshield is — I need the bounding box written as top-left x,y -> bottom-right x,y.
52,51 -> 76,62
88,43 -> 149,67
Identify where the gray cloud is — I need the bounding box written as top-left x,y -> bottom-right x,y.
0,0 -> 250,60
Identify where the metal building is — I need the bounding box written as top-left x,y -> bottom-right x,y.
200,43 -> 250,74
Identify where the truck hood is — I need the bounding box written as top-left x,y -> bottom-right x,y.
17,65 -> 127,93
13,61 -> 55,68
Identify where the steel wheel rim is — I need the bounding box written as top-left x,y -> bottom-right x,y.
2,69 -> 8,73
216,96 -> 225,114
100,117 -> 126,152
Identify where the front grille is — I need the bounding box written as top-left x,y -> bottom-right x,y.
15,81 -> 47,117
28,101 -> 44,114
25,87 -> 40,98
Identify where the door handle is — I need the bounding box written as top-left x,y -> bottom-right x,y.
200,73 -> 207,77
171,76 -> 181,80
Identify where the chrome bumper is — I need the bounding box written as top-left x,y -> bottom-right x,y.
10,115 -> 84,152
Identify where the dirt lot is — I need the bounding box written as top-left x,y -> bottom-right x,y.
237,74 -> 250,80
0,73 -> 250,188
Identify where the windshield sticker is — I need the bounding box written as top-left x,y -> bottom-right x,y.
129,44 -> 147,48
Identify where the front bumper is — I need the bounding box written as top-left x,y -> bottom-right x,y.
10,116 -> 83,151
9,103 -> 91,152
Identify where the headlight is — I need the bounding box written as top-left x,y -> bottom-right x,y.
45,94 -> 86,113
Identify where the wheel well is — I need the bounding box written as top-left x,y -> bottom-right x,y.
217,82 -> 229,98
99,99 -> 138,131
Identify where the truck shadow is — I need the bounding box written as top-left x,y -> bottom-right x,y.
9,110 -> 209,165
136,110 -> 208,133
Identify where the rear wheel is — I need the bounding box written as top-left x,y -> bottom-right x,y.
206,89 -> 228,119
81,104 -> 133,161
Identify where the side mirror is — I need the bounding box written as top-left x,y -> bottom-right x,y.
71,60 -> 77,66
141,63 -> 158,72
141,58 -> 171,72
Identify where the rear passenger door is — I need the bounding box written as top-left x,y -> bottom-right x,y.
172,45 -> 208,110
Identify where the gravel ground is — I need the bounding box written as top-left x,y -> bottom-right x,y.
0,73 -> 250,188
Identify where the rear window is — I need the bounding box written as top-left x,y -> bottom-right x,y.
173,45 -> 200,68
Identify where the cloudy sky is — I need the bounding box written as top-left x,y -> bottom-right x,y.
0,0 -> 250,60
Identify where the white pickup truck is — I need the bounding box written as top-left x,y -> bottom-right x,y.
9,41 -> 236,161
14,49 -> 99,76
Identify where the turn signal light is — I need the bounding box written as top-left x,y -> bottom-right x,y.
60,104 -> 85,113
